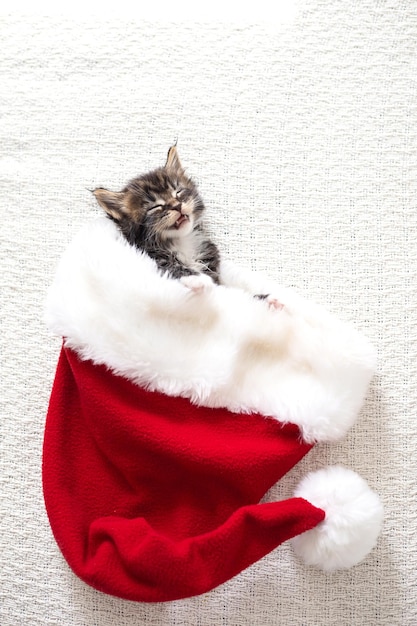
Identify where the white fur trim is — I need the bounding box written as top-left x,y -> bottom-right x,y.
292,467 -> 383,570
45,218 -> 376,443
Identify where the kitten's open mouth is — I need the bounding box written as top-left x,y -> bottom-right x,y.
174,214 -> 190,229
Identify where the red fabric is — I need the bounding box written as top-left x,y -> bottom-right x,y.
42,346 -> 325,602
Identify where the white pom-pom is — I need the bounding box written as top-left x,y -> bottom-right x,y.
292,466 -> 383,570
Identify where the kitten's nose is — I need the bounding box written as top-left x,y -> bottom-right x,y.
172,202 -> 182,213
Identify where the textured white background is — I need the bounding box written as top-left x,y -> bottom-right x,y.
1,1 -> 416,624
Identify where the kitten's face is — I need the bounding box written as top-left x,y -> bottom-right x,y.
94,146 -> 204,246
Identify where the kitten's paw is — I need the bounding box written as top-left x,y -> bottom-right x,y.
266,296 -> 284,311
255,293 -> 284,311
180,274 -> 214,294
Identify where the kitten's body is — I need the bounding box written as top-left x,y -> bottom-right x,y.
144,223 -> 220,284
94,146 -> 220,287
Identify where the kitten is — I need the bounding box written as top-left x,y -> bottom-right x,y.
94,146 -> 283,308
93,146 -> 220,292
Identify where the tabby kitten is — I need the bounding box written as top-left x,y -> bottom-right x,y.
94,147 -> 282,308
93,146 -> 220,290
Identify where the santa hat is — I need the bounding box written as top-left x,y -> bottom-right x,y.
43,218 -> 383,602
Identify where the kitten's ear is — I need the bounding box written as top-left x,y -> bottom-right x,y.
165,145 -> 184,174
93,188 -> 126,221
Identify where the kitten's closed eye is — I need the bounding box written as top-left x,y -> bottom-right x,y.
176,188 -> 188,200
148,189 -> 188,212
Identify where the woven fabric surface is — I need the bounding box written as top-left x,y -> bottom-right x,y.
1,1 -> 416,624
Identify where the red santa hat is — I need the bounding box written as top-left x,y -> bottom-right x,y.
43,219 -> 383,602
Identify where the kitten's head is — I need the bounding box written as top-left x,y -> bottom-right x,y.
93,146 -> 204,247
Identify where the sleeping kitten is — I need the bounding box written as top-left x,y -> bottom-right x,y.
94,146 -> 282,307
93,145 -> 220,292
